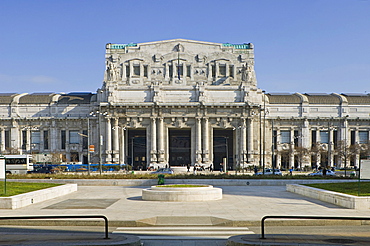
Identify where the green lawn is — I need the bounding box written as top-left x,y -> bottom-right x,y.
305,182 -> 370,196
0,182 -> 61,197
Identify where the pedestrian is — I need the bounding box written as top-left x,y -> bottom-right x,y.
210,164 -> 213,172
193,165 -> 197,175
254,166 -> 258,174
289,167 -> 293,175
187,164 -> 190,172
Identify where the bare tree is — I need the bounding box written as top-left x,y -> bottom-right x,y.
294,146 -> 310,170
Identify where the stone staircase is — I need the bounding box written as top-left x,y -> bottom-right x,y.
113,226 -> 254,240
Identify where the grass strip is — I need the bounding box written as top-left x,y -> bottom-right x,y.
305,182 -> 370,196
0,182 -> 61,197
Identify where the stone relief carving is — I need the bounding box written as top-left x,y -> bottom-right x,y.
173,43 -> 184,52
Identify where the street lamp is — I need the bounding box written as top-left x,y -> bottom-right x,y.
262,90 -> 266,175
90,109 -> 109,175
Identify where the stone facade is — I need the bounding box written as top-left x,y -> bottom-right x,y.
1,39 -> 370,170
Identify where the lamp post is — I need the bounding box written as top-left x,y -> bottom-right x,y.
262,90 -> 266,175
343,115 -> 349,177
90,109 -> 108,175
87,116 -> 90,175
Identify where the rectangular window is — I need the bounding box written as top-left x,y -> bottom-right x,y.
211,65 -> 216,78
187,65 -> 191,77
5,130 -> 10,148
31,131 -> 41,144
22,131 -> 27,150
294,130 -> 299,147
176,64 -> 183,78
143,65 -> 148,78
44,130 -> 49,150
219,64 -> 226,77
320,131 -> 329,144
61,130 -> 66,149
229,65 -> 234,77
273,130 -> 277,150
125,65 -> 130,78
133,65 -> 140,76
169,65 -> 173,78
69,130 -> 79,144
359,131 -> 369,144
333,130 -> 338,148
311,130 -> 316,147
280,130 -> 290,144
351,130 -> 356,145
82,130 -> 88,149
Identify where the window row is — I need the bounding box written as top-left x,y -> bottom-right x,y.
272,130 -> 369,148
125,64 -> 235,79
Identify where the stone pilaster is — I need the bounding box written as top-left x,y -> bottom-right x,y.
106,117 -> 112,162
150,117 -> 157,164
196,117 -> 202,164
202,118 -> 209,164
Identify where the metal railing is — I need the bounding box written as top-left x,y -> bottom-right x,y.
0,215 -> 109,239
261,215 -> 370,239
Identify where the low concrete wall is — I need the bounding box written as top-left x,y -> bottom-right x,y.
142,185 -> 222,201
287,184 -> 370,210
9,179 -> 358,186
0,184 -> 77,209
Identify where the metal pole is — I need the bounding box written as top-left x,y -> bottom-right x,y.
263,91 -> 266,173
259,105 -> 263,173
87,117 -> 90,175
131,137 -> 134,168
99,105 -> 102,175
272,120 -> 275,174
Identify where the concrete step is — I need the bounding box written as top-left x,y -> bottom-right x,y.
113,226 -> 254,240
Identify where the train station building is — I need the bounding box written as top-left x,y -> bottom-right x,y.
0,39 -> 369,170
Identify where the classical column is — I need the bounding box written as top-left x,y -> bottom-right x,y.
122,64 -> 126,79
241,118 -> 247,166
119,125 -> 125,165
26,129 -> 31,152
150,117 -> 157,164
247,118 -> 254,163
140,62 -> 144,78
207,63 -> 211,81
328,127 -> 334,167
147,64 -> 151,80
0,128 -> 5,152
113,118 -> 119,161
202,118 -> 209,163
196,117 -> 202,164
129,62 -> 134,79
50,120 -> 57,152
165,63 -> 169,80
190,64 -> 194,80
215,61 -> 219,78
106,117 -> 112,162
289,128 -> 294,168
158,117 -> 165,164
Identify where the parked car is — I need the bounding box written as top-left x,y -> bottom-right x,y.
27,166 -> 56,174
307,170 -> 336,176
255,168 -> 282,176
151,168 -> 174,174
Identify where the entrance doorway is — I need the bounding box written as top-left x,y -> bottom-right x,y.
127,129 -> 146,170
213,129 -> 233,171
169,129 -> 191,167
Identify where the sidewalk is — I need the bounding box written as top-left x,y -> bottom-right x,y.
1,184 -> 370,245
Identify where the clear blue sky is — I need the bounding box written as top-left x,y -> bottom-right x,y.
0,0 -> 369,94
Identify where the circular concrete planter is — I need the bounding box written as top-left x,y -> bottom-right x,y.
142,184 -> 222,201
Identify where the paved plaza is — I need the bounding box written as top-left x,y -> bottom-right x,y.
1,184 -> 370,245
